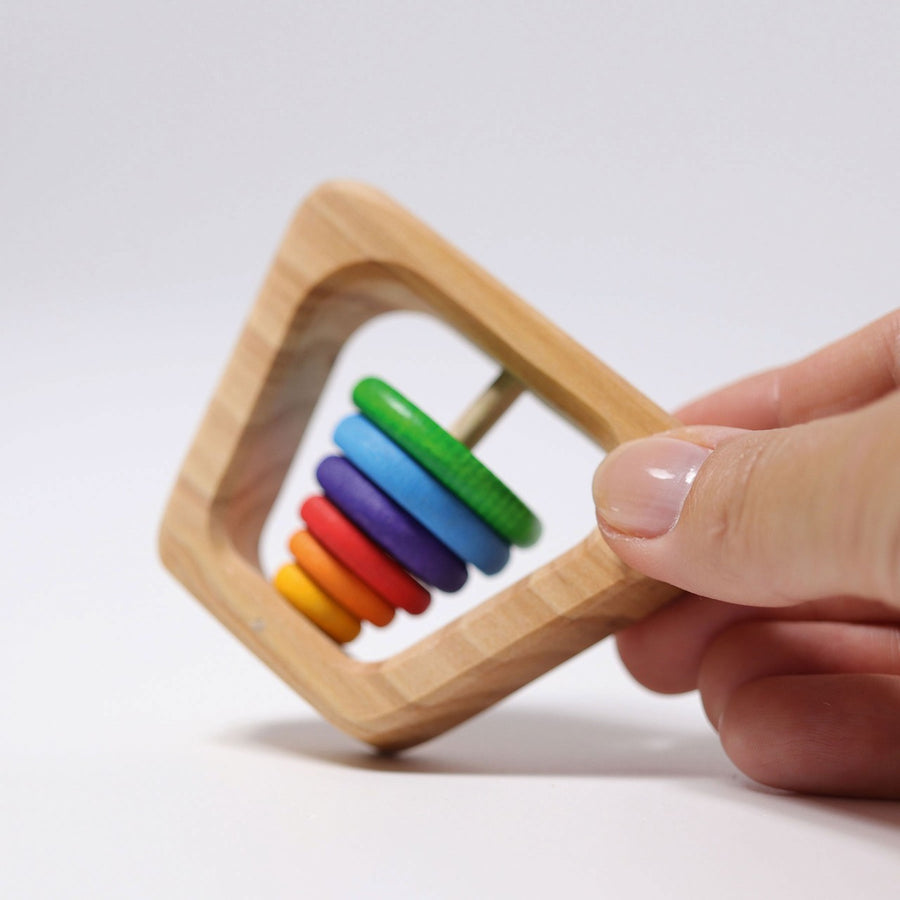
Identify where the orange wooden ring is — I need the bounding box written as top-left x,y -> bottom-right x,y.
289,530 -> 396,627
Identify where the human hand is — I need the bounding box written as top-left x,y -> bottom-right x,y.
592,311 -> 900,798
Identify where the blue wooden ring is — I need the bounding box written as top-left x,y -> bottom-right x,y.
316,455 -> 468,593
334,415 -> 510,575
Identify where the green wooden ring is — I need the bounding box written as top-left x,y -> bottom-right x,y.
352,378 -> 541,547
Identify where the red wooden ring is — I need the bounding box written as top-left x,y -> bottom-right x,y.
300,495 -> 431,615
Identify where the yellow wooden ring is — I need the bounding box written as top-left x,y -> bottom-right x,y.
273,563 -> 361,644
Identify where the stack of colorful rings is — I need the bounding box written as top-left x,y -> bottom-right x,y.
272,377 -> 541,643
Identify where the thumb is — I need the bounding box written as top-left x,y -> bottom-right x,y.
592,392 -> 900,608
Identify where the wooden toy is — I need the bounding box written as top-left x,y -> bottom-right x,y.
158,181 -> 681,751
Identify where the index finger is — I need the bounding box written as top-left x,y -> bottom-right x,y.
677,309 -> 900,428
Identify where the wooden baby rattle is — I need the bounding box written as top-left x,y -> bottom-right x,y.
158,181 -> 681,751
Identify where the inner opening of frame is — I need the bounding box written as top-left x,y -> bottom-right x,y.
260,310 -> 606,661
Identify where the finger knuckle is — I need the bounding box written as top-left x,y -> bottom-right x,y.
702,433 -> 789,596
842,408 -> 900,603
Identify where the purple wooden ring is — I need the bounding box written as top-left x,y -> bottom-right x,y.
316,456 -> 468,593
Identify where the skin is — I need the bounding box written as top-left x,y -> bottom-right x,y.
593,310 -> 900,799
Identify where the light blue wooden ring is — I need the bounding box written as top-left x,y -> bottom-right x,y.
334,415 -> 511,575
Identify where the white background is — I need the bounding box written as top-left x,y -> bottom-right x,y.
2,1 -> 898,897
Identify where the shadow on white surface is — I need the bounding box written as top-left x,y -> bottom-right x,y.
229,708 -> 900,850
229,705 -> 735,778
